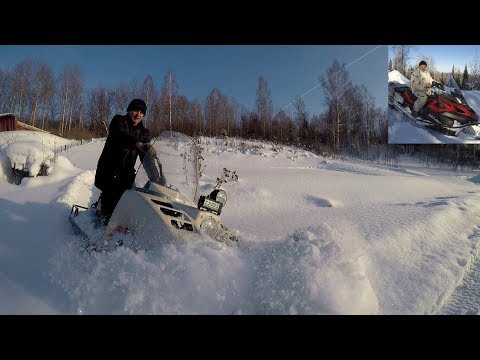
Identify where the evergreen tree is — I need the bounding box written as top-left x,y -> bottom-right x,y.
462,64 -> 470,89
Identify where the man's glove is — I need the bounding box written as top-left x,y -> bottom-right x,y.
135,142 -> 146,154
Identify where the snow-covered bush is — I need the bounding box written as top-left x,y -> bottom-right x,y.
5,141 -> 55,177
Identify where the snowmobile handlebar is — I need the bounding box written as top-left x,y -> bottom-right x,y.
432,81 -> 444,90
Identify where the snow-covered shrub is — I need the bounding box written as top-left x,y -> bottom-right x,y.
5,141 -> 55,178
215,168 -> 239,188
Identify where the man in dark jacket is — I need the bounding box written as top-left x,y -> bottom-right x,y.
94,98 -> 151,222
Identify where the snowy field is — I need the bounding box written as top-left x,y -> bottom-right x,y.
388,70 -> 480,144
1,131 -> 480,314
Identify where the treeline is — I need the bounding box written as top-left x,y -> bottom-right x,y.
389,144 -> 480,171
0,57 -> 387,159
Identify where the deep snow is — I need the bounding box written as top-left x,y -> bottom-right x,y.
1,132 -> 480,314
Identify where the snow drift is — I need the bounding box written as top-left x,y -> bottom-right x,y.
388,69 -> 410,85
2,132 -> 480,314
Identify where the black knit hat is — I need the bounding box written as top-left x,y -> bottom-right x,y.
127,99 -> 147,114
419,60 -> 427,67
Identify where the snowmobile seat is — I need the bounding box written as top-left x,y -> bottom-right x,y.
404,88 -> 417,101
392,84 -> 410,93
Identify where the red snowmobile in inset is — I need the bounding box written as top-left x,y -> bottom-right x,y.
389,73 -> 479,136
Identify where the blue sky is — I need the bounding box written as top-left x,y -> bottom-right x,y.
389,45 -> 480,72
0,45 -> 387,116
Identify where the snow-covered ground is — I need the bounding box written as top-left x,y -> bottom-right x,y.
1,131 -> 480,314
388,70 -> 480,144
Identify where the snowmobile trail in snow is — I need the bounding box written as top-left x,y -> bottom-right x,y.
439,225 -> 480,315
389,108 -> 480,144
396,106 -> 461,139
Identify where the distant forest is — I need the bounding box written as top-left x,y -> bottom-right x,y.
0,58 -> 387,160
4,54 -> 480,171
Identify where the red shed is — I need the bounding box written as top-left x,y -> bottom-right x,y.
0,113 -> 16,132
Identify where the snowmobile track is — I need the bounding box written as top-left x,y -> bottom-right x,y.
439,226 -> 480,315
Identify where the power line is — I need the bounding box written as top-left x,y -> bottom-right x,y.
277,45 -> 384,116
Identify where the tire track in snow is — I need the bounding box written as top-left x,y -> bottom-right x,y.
435,201 -> 480,315
439,223 -> 480,315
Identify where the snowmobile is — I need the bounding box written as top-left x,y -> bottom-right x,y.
69,131 -> 237,252
388,73 -> 479,136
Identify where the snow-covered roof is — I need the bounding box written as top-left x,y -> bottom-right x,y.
0,113 -> 14,117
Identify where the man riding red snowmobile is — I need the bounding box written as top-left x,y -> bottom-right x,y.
389,72 -> 479,136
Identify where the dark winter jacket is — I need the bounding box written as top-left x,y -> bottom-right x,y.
94,114 -> 151,192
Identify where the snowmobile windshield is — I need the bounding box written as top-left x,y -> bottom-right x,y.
444,73 -> 463,97
133,130 -> 199,204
